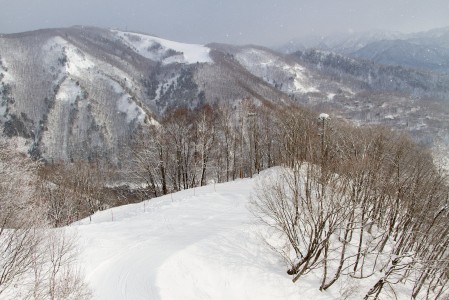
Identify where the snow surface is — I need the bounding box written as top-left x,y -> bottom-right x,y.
56,78 -> 81,104
44,37 -> 137,92
109,80 -> 146,123
44,37 -> 96,78
292,65 -> 319,93
235,49 -> 319,94
113,30 -> 212,65
73,172 -> 338,300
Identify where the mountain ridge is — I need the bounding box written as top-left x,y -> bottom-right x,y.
0,26 -> 290,163
0,26 -> 448,170
276,27 -> 449,74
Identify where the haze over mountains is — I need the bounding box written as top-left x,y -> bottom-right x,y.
0,26 -> 448,168
278,27 -> 449,74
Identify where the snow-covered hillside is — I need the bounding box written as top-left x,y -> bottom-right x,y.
0,27 -> 293,163
73,172 -> 339,300
72,167 -> 431,300
113,30 -> 212,65
235,48 -> 319,94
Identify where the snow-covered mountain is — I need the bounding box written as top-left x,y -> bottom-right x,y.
277,27 -> 449,74
1,26 -> 448,168
353,39 -> 449,72
288,49 -> 449,163
114,30 -> 212,65
221,45 -> 319,94
406,26 -> 449,50
0,27 -> 289,163
276,30 -> 405,54
223,44 -> 449,165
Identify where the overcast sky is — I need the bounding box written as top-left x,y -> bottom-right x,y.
1,0 -> 449,46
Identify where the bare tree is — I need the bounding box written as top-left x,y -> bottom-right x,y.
27,229 -> 91,300
0,136 -> 91,299
0,138 -> 43,296
251,116 -> 449,299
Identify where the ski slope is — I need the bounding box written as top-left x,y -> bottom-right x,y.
73,172 -> 336,300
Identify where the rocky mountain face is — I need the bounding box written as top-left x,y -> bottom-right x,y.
0,26 -> 448,170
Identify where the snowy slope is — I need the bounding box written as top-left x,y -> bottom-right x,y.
113,30 -> 212,64
73,173 -> 338,300
235,48 -> 319,94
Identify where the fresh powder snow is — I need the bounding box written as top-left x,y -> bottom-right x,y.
73,171 -> 339,300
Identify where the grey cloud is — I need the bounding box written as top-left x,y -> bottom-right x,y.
0,0 -> 448,46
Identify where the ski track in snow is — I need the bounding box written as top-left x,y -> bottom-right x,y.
73,175 -> 336,300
